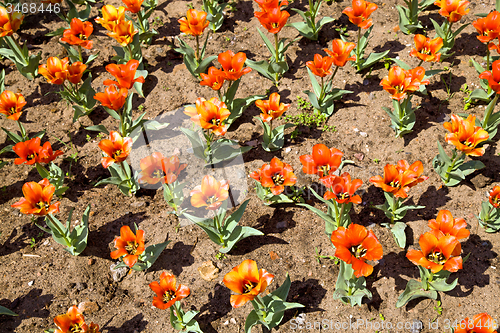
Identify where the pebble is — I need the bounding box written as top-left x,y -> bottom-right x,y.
284,147 -> 291,153
110,262 -> 129,282
198,261 -> 219,281
130,201 -> 145,208
78,301 -> 99,314
88,259 -> 95,266
43,239 -> 50,246
28,281 -> 34,286
296,313 -> 306,325
363,79 -> 369,86
354,153 -> 364,161
230,318 -> 236,324
359,132 -> 368,137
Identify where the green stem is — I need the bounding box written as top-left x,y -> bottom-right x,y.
318,76 -> 325,103
394,99 -> 404,133
333,199 -> 340,227
338,203 -> 346,227
253,295 -> 267,319
482,93 -> 499,129
274,33 -> 280,83
171,303 -> 185,328
137,10 -> 147,34
487,47 -> 491,71
6,36 -> 28,66
444,150 -> 463,184
195,35 -> 200,62
356,27 -> 362,70
444,21 -> 453,46
17,120 -> 27,141
126,44 -> 133,60
417,59 -> 424,67
485,205 -> 496,221
389,194 -> 398,224
46,214 -> 72,247
78,45 -> 83,63
119,161 -> 133,190
327,66 -> 339,86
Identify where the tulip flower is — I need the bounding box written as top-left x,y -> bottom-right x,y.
434,0 -> 469,23
323,39 -> 356,67
190,175 -> 229,210
0,90 -> 26,121
380,66 -> 429,101
330,223 -> 383,277
13,137 -> 43,165
255,6 -> 290,34
200,67 -> 226,91
342,0 -> 377,29
149,272 -> 190,309
255,92 -> 289,122
110,225 -> 145,268
95,5 -> 126,31
66,62 -> 87,85
473,11 -> 500,44
406,232 -> 462,273
321,172 -> 363,204
369,160 -> 428,199
489,186 -> 500,208
410,34 -> 443,63
254,0 -> 288,12
0,6 -> 23,37
108,19 -> 138,46
306,54 -> 334,78
138,153 -> 187,185
103,59 -> 145,90
98,131 -> 133,168
250,157 -> 297,195
178,9 -> 209,36
53,306 -> 88,333
479,60 -> 500,94
11,178 -> 61,216
94,85 -> 128,111
37,141 -> 64,164
223,259 -> 274,308
122,0 -> 144,13
428,210 -> 470,240
217,50 -> 252,81
299,144 -> 343,177
185,97 -> 230,136
61,18 -> 94,50
38,57 -> 69,85
454,313 -> 498,333
443,114 -> 489,156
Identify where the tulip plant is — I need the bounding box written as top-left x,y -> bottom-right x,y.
59,18 -> 98,65
341,0 -> 389,72
250,157 -> 303,205
331,224 -> 383,306
397,216 -> 470,307
433,114 -> 488,187
45,305 -> 100,333
149,273 -> 202,333
304,41 -> 353,116
396,0 -> 434,34
254,92 -> 294,151
123,0 -> 159,44
0,7 -> 41,80
478,185 -> 500,232
287,0 -> 334,40
183,176 -> 263,253
430,0 -> 470,56
475,60 -> 500,138
473,11 -> 500,72
111,225 -> 170,271
370,160 -> 427,248
182,97 -> 252,166
298,145 -> 356,236
246,0 -> 296,84
175,8 -> 216,79
223,260 -> 303,332
203,0 -> 227,32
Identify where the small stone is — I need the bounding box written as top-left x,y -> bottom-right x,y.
78,301 -> 99,314
284,147 -> 291,153
223,320 -> 229,325
296,313 -> 306,325
131,201 -> 145,208
230,318 -> 236,324
75,282 -> 87,291
353,127 -> 359,133
363,79 -> 369,86
43,239 -> 50,246
172,148 -> 180,155
110,262 -> 129,282
354,153 -> 364,161
307,271 -> 312,276
198,261 -> 219,281
276,221 -> 288,229
88,259 -> 95,266
28,281 -> 34,286
359,132 -> 368,137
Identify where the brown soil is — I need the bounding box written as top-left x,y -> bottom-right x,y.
1,0 -> 500,332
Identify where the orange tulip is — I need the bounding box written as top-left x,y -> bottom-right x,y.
380,66 -> 429,101
255,92 -> 289,122
98,131 -> 133,168
66,62 -> 86,84
190,175 -> 229,210
61,18 -> 93,50
410,34 -> 443,63
369,160 -> 428,198
94,85 -> 128,111
473,11 -> 500,44
110,225 -> 145,268
406,232 -> 462,273
489,185 -> 500,208
53,306 -> 88,333
38,57 -> 69,85
184,97 -> 231,135
249,157 -> 297,195
306,54 -> 334,78
149,272 -> 190,310
178,9 -> 209,36
37,141 -> 64,164
255,6 -> 290,34
108,19 -> 137,46
223,259 -> 274,308
254,0 -> 289,12
217,50 -> 252,81
200,67 -> 226,90
443,114 -> 489,156
103,59 -> 145,90
454,313 -> 498,333
138,153 -> 187,185
95,5 -> 126,31
299,144 -> 343,177
428,210 -> 470,240
122,0 -> 144,13
479,60 -> 500,94
342,0 -> 378,29
330,223 -> 383,277
323,39 -> 356,67
434,0 -> 469,23
320,172 -> 363,204
11,178 -> 61,216
13,137 -> 43,165
0,90 -> 27,121
0,7 -> 23,37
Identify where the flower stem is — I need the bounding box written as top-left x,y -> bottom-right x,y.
78,45 -> 83,63
119,161 -> 133,194
46,214 -> 72,247
356,27 -> 362,70
389,193 -> 398,224
126,44 -> 133,60
482,93 -> 499,129
318,76 -> 325,103
444,21 -> 453,46
137,10 -> 147,34
17,120 -> 27,141
338,203 -> 346,227
327,66 -> 339,86
274,33 -> 280,83
444,150 -> 464,184
195,35 -> 200,62
487,47 -> 491,71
